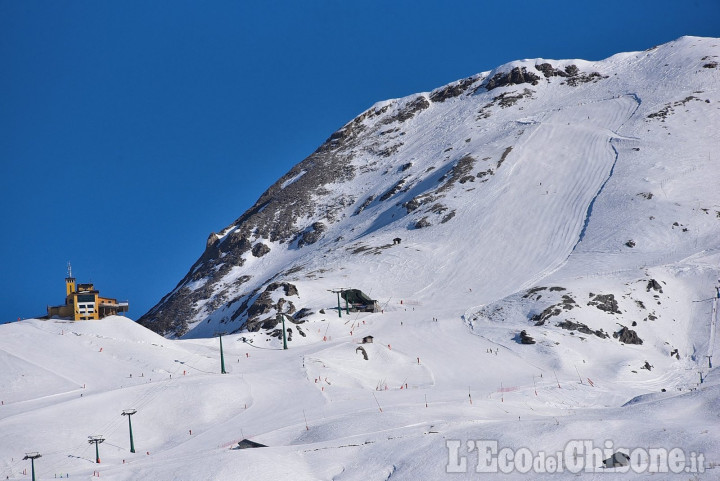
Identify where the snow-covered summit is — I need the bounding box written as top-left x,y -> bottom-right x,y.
140,36 -> 720,343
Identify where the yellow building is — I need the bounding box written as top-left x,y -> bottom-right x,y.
46,264 -> 129,320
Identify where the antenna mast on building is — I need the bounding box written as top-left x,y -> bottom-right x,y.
67,261 -> 72,278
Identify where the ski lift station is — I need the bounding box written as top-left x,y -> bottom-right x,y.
45,263 -> 129,320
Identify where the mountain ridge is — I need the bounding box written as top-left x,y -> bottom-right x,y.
138,36 -> 720,341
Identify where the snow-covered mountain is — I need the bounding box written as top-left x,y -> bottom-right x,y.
140,36 -> 720,343
3,37 -> 720,480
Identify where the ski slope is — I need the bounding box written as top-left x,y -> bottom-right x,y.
3,36 -> 720,479
2,300 -> 719,480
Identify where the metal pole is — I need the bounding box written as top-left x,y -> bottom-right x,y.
336,292 -> 342,318
219,334 -> 226,374
24,452 -> 41,481
122,409 -> 137,453
88,436 -> 105,463
281,314 -> 288,350
345,292 -> 349,314
128,414 -> 135,453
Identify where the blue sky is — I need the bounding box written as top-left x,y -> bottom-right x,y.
1,0 -> 718,324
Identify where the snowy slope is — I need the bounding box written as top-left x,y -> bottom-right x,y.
139,36 -> 720,345
3,37 -> 720,480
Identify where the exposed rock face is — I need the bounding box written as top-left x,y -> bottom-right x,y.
531,294 -> 576,326
430,77 -> 479,102
614,326 -> 643,345
646,279 -> 663,293
396,96 -> 430,120
535,63 -> 572,78
588,293 -> 621,314
297,222 -> 326,248
483,67 -> 540,91
518,330 -> 536,344
414,217 -> 431,229
244,282 -> 299,332
138,97 -> 401,336
556,320 -> 607,339
252,243 -> 271,258
379,178 -> 408,201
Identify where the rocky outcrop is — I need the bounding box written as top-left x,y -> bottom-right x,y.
297,222 -> 326,248
535,63 -> 572,78
518,330 -> 536,344
138,99 -> 387,336
395,96 -> 430,121
531,294 -> 576,326
483,67 -> 540,91
379,178 -> 408,201
556,320 -> 607,339
430,77 -> 479,102
646,279 -> 663,293
414,217 -> 431,229
613,326 -> 643,345
588,293 -> 621,314
244,282 -> 299,332
252,243 -> 271,258
438,155 -> 477,193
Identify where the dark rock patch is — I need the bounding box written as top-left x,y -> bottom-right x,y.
497,147 -> 512,169
438,155 -> 477,193
565,71 -> 607,86
354,195 -> 376,216
239,281 -> 300,332
428,203 -> 448,214
430,76 -> 478,102
557,320 -> 608,339
588,293 -> 621,314
297,222 -> 326,248
647,96 -> 703,121
414,217 -> 431,229
458,175 -> 475,184
531,306 -> 561,326
535,63 -> 570,78
523,286 -> 547,298
517,330 -> 536,344
646,279 -> 663,293
495,88 -> 534,108
613,326 -> 643,345
482,67 -> 540,91
476,169 -> 494,181
293,307 -> 314,320
440,211 -> 456,223
395,96 -> 431,121
379,178 -> 408,201
374,143 -> 403,158
399,162 -> 413,172
251,243 -> 271,258
531,295 -> 576,326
